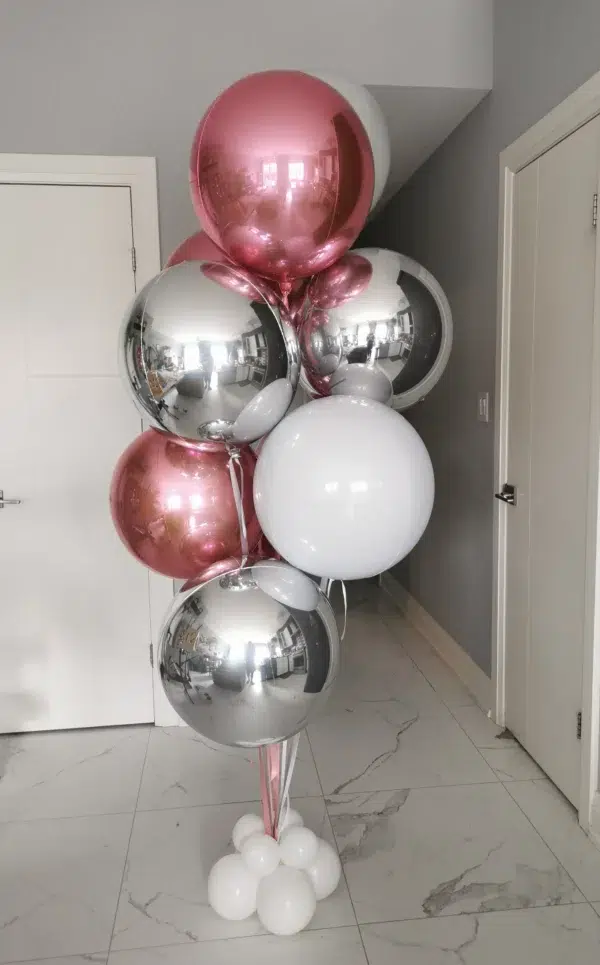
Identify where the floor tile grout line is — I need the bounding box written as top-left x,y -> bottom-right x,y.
432,676 -> 600,910
0,923 -> 364,965
106,727 -> 151,958
303,724 -> 368,959
377,612 -> 476,713
349,595 -> 600,919
501,778 -> 600,912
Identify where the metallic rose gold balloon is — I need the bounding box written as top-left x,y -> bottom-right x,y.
306,253 -> 373,310
166,232 -> 283,307
110,429 -> 261,580
165,230 -> 226,268
190,70 -> 374,288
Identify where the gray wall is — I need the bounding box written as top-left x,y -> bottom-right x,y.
0,0 -> 491,260
363,0 -> 600,674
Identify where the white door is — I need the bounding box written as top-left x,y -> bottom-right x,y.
504,116 -> 600,806
0,182 -> 157,733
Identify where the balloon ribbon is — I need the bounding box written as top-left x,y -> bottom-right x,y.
258,735 -> 300,838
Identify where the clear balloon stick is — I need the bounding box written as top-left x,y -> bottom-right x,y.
227,447 -> 248,561
277,733 -> 300,836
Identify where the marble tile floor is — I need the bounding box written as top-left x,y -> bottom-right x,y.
2,582 -> 600,964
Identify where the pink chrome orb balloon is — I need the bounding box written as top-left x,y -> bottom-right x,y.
110,429 -> 260,580
190,70 -> 374,289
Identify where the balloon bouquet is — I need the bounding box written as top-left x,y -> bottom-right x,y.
110,70 -> 452,937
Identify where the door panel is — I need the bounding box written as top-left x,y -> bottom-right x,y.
505,116 -> 600,805
0,182 -> 155,732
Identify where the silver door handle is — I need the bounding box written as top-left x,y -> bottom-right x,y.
0,490 -> 22,508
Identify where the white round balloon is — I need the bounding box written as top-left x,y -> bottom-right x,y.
253,396 -> 434,580
306,839 -> 342,900
241,832 -> 281,878
280,808 -> 304,833
207,854 -> 258,921
313,74 -> 390,210
232,813 -> 264,852
279,826 -> 319,870
256,865 -> 317,936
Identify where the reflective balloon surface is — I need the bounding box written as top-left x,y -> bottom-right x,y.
120,261 -> 299,445
189,70 -> 374,287
110,429 -> 260,580
165,230 -> 227,268
159,561 -> 339,746
299,248 -> 453,411
312,74 -> 390,211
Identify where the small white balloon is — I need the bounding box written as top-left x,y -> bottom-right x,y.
232,813 -> 264,851
279,825 -> 319,870
241,832 -> 281,878
257,865 -> 317,936
280,808 -> 304,832
305,838 -> 342,900
208,853 -> 258,921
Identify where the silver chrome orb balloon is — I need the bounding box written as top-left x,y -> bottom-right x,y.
299,247 -> 452,411
159,561 -> 339,746
120,261 -> 299,445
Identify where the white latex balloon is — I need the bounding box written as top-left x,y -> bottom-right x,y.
329,362 -> 393,405
313,74 -> 390,210
280,808 -> 304,832
232,813 -> 264,851
253,396 -> 434,580
232,379 -> 293,443
279,826 -> 319,870
207,853 -> 258,920
305,839 -> 342,900
256,865 -> 317,936
254,560 -> 319,611
241,832 -> 281,878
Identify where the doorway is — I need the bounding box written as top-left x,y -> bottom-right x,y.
495,76 -> 600,831
0,155 -> 174,733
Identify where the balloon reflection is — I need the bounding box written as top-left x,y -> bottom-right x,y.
120,261 -> 299,445
159,562 -> 339,746
299,248 -> 453,410
190,71 -> 374,287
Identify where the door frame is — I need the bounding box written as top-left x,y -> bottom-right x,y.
494,75 -> 600,833
0,153 -> 178,726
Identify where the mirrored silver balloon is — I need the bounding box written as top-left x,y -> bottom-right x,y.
120,261 -> 299,445
159,561 -> 339,746
299,247 -> 452,411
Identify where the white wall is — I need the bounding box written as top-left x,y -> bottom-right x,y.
0,0 -> 492,257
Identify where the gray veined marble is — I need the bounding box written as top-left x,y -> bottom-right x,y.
1,579 -> 598,965
308,700 -> 497,795
326,783 -> 584,924
361,905 -> 600,965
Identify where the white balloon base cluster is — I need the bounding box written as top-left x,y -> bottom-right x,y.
208,810 -> 342,937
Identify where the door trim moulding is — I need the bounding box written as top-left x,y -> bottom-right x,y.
494,75 -> 600,833
0,153 -> 178,727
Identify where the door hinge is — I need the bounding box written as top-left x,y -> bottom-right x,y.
577,710 -> 582,740
593,193 -> 598,229
149,642 -> 154,668
131,245 -> 137,274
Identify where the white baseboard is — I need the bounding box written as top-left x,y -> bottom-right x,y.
381,572 -> 493,713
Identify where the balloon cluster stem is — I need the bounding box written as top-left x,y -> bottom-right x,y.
259,735 -> 301,838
